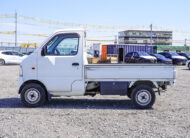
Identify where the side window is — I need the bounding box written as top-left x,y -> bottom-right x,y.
160,53 -> 165,56
2,52 -> 11,55
12,52 -> 19,56
133,52 -> 138,57
165,53 -> 170,58
2,52 -> 7,55
125,52 -> 132,57
45,34 -> 79,56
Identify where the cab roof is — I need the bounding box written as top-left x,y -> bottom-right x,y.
54,28 -> 85,33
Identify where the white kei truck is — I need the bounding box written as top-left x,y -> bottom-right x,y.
18,29 -> 176,109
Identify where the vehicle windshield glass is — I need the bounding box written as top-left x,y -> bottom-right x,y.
171,53 -> 179,56
11,52 -> 20,56
154,54 -> 165,58
138,51 -> 150,56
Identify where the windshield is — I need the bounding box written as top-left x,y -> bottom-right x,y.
171,53 -> 180,56
138,51 -> 150,56
154,54 -> 165,58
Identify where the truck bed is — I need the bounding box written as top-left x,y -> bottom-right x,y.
85,64 -> 176,81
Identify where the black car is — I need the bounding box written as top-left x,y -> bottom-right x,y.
177,52 -> 190,60
151,54 -> 172,64
125,51 -> 157,63
159,52 -> 187,65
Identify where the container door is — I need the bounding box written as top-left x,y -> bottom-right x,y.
118,48 -> 124,63
101,45 -> 107,61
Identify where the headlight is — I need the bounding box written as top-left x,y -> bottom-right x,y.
19,66 -> 23,76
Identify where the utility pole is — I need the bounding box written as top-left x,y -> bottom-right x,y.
15,11 -> 17,47
114,35 -> 118,44
184,38 -> 187,46
150,24 -> 153,46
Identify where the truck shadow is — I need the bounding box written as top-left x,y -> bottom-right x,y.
0,97 -> 153,110
46,98 -> 135,110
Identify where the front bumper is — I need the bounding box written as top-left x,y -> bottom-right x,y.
173,59 -> 187,65
18,76 -> 24,93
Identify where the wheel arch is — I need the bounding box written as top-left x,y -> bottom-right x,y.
129,80 -> 158,89
19,80 -> 47,94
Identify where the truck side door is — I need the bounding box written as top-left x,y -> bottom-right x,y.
37,33 -> 83,93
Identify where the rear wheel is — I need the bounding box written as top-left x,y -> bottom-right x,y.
21,83 -> 47,107
131,84 -> 155,109
0,59 -> 5,65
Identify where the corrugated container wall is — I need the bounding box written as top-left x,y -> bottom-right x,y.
106,45 -> 154,55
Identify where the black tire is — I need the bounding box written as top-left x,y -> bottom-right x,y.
188,63 -> 190,70
21,83 -> 47,107
131,84 -> 155,109
127,92 -> 131,99
0,59 -> 5,65
127,87 -> 133,99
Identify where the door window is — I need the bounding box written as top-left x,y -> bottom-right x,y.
125,52 -> 132,57
133,52 -> 139,58
45,34 -> 79,56
2,52 -> 12,55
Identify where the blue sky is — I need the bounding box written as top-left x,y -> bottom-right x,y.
1,0 -> 190,44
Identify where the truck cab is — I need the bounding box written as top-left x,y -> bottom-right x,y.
19,29 -> 176,109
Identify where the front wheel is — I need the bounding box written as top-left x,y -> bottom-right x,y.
188,63 -> 190,70
21,83 -> 47,107
131,84 -> 155,109
0,59 -> 5,65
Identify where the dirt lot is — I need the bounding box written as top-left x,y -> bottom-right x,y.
0,65 -> 190,138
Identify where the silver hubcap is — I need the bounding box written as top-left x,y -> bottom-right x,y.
136,90 -> 151,106
25,88 -> 40,104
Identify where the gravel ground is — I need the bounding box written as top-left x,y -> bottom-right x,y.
0,65 -> 190,138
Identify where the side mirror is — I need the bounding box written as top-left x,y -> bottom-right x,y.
41,47 -> 46,56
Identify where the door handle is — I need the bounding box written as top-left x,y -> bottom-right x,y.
72,62 -> 79,66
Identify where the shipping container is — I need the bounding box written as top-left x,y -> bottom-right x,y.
105,44 -> 154,56
101,44 -> 154,62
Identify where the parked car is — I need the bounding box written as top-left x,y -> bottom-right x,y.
125,51 -> 157,63
177,52 -> 190,60
151,54 -> 172,64
0,51 -> 27,65
159,52 -> 187,65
